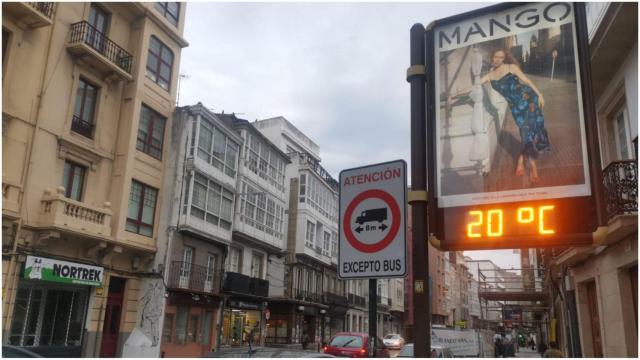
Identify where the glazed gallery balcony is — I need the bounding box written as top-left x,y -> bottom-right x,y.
39,187 -> 112,239
167,261 -> 222,295
3,2 -> 54,28
222,271 -> 269,298
66,21 -> 133,81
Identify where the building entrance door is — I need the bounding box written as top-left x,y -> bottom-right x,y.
586,281 -> 603,357
100,277 -> 126,357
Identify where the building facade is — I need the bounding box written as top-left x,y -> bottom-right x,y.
2,2 -> 187,357
155,104 -> 241,357
254,117 -> 344,349
542,2 -> 637,358
217,113 -> 290,348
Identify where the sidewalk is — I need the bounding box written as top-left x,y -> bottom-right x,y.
516,348 -> 542,358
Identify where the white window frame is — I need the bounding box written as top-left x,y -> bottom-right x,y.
322,231 -> 331,256
196,117 -> 239,177
189,172 -> 234,230
612,106 -> 634,160
239,182 -> 285,238
305,220 -> 315,248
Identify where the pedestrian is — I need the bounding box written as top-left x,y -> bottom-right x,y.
531,337 -> 536,351
543,342 -> 564,358
449,47 -> 551,185
494,334 -> 503,357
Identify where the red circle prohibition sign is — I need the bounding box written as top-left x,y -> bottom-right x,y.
343,189 -> 401,253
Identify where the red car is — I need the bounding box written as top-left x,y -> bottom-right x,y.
324,332 -> 390,358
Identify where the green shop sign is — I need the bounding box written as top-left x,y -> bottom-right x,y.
24,256 -> 104,286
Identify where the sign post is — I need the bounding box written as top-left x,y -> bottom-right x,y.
339,159 -> 407,357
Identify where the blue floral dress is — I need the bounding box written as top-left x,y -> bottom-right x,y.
491,72 -> 551,158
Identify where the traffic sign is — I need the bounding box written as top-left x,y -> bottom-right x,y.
338,160 -> 407,279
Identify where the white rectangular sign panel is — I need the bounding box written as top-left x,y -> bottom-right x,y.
431,328 -> 480,357
338,160 -> 407,279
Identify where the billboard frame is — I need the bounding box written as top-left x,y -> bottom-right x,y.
424,2 -> 607,251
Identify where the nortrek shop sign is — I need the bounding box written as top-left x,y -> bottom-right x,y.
24,256 -> 104,286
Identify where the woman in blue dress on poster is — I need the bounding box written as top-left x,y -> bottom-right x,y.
450,48 -> 551,184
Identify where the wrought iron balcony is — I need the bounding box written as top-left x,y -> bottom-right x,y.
66,21 -> 133,80
347,293 -> 367,308
295,289 -> 321,303
602,160 -> 637,220
39,187 -> 112,239
223,271 -> 268,297
71,115 -> 94,139
323,292 -> 348,306
3,2 -> 54,28
167,261 -> 222,294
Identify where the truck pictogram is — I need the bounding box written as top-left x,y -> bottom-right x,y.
355,208 -> 387,225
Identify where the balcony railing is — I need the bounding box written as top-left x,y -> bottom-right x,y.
28,2 -> 54,18
295,289 -> 321,303
223,271 -> 268,297
40,187 -> 112,238
68,21 -> 133,75
167,261 -> 222,294
71,115 -> 94,139
323,292 -> 348,306
347,293 -> 367,308
603,160 -> 637,220
4,2 -> 54,28
299,154 -> 339,192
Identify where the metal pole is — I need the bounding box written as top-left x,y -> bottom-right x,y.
407,23 -> 430,358
368,278 -> 377,357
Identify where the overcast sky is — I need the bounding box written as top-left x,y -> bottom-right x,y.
179,1 -> 520,268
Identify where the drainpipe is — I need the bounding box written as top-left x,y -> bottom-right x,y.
3,3 -> 58,335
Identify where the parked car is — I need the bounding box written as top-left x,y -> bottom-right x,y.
382,334 -> 405,349
397,343 -> 454,358
2,346 -> 43,358
323,332 -> 390,358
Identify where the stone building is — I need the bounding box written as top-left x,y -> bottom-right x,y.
2,2 -> 187,357
154,104 -> 241,357
217,112 -> 291,348
254,116 -> 344,349
541,2 -> 637,358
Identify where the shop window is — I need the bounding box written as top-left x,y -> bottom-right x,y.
9,285 -> 87,347
125,180 -> 158,237
188,314 -> 199,342
155,2 -> 179,26
62,160 -> 86,201
163,313 -> 174,343
146,36 -> 173,91
72,78 -> 98,139
137,104 -> 166,160
175,307 -> 188,345
202,311 -> 213,346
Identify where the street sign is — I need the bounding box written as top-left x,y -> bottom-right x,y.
425,2 -> 604,251
338,160 -> 407,279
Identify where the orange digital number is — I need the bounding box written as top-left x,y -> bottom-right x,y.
467,211 -> 483,238
517,207 -> 535,224
487,209 -> 503,236
539,205 -> 555,234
